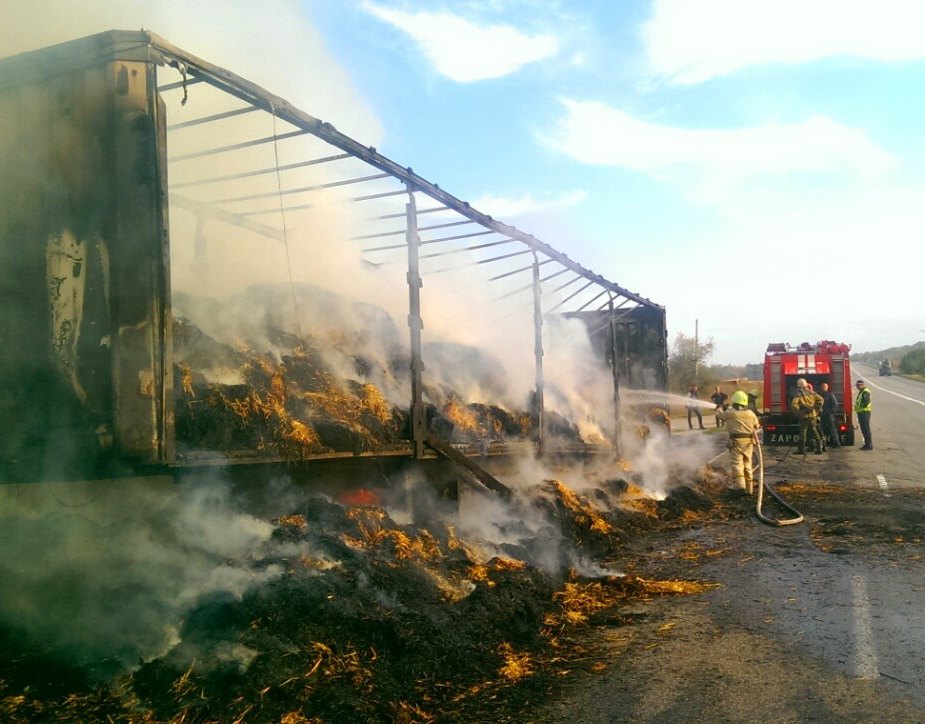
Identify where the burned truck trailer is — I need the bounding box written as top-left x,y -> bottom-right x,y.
0,30 -> 666,488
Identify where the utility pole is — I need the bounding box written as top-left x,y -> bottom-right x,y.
694,319 -> 699,384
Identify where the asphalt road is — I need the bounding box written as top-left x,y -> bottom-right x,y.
530,368 -> 925,723
851,361 -> 925,486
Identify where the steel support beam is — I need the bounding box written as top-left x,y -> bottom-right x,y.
608,296 -> 622,458
532,255 -> 545,455
405,189 -> 426,459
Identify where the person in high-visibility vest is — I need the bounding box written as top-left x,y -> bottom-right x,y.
854,379 -> 873,450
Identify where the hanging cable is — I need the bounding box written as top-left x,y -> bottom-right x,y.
270,104 -> 305,341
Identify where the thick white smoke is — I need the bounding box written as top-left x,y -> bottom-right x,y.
0,476 -> 284,667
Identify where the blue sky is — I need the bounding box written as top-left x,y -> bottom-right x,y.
7,0 -> 925,364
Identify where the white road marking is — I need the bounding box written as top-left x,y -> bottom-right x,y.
861,377 -> 925,407
876,474 -> 891,497
849,575 -> 880,679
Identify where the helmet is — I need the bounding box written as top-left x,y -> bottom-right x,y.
731,390 -> 749,407
796,378 -> 808,388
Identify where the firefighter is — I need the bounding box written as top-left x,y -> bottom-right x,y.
805,382 -> 826,452
720,390 -> 761,492
854,379 -> 873,450
790,378 -> 824,454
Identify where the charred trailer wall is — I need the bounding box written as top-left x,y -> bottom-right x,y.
0,32 -> 171,483
563,307 -> 668,391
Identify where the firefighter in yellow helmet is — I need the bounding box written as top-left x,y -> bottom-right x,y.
790,378 -> 825,454
719,390 -> 761,492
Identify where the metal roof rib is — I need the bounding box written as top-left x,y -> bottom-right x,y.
141,30 -> 661,313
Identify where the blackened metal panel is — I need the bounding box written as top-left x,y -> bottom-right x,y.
0,42 -> 171,482
0,63 -> 117,481
564,307 -> 668,392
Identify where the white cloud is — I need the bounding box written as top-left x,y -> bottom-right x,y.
644,0 -> 925,84
470,190 -> 587,219
362,2 -> 559,82
543,99 -> 894,181
649,180 -> 925,364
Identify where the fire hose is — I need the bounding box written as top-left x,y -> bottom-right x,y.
752,432 -> 804,526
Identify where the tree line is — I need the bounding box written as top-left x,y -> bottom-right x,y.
853,341 -> 925,378
667,333 -> 753,394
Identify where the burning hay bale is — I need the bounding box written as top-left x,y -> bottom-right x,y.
429,395 -> 532,447
172,287 -> 415,459
171,311 -> 559,462
175,342 -> 410,459
169,283 -> 599,463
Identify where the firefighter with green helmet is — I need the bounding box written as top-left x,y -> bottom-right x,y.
720,390 -> 761,492
790,378 -> 825,454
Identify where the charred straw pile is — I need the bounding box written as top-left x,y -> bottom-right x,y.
0,477 -> 721,723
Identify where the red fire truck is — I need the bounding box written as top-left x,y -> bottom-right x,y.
759,340 -> 855,447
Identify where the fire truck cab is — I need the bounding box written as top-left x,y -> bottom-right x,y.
759,340 -> 855,447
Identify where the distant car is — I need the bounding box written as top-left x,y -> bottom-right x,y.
879,360 -> 892,376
